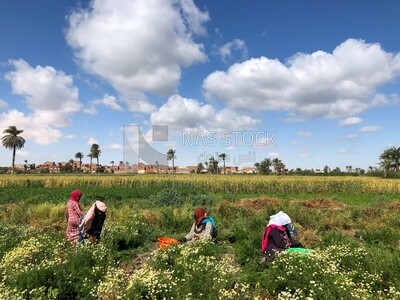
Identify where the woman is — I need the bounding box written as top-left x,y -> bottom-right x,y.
184,207 -> 216,242
261,211 -> 300,259
65,189 -> 83,242
78,200 -> 107,243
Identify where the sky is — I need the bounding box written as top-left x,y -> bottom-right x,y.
1,0 -> 400,171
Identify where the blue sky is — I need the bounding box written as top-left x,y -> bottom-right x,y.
1,0 -> 399,170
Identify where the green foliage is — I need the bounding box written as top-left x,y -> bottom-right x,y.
102,214 -> 157,260
126,239 -> 242,300
260,245 -> 400,299
151,188 -> 183,206
186,193 -> 215,207
1,176 -> 400,298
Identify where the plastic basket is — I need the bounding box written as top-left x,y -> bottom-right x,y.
286,247 -> 313,254
157,237 -> 179,250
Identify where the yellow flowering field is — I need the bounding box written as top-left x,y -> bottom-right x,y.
0,174 -> 399,299
0,174 -> 399,194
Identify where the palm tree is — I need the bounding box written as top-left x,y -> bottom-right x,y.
167,149 -> 176,173
197,162 -> 204,173
90,143 -> 101,173
379,158 -> 392,178
87,153 -> 93,173
382,147 -> 400,173
271,158 -> 286,175
218,153 -> 227,174
379,147 -> 400,177
257,158 -> 271,175
1,126 -> 26,174
209,156 -> 219,174
69,159 -> 74,172
75,152 -> 84,171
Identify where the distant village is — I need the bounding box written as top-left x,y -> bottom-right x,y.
10,161 -> 256,174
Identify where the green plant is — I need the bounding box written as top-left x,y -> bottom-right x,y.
151,188 -> 183,207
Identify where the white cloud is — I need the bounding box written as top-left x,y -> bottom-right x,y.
83,106 -> 98,115
64,134 -> 75,139
87,137 -> 99,145
90,94 -> 123,111
338,149 -> 348,153
299,149 -> 310,157
2,59 -> 81,145
0,99 -> 8,108
5,59 -> 80,123
16,150 -> 29,158
150,94 -> 260,131
267,152 -> 280,157
339,117 -> 362,127
66,0 -> 209,112
0,110 -> 63,145
359,125 -> 383,132
345,134 -> 358,139
109,143 -> 123,150
298,130 -> 312,137
203,39 -> 400,119
217,39 -> 248,63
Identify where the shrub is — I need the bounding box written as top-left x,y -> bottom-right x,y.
126,239 -> 244,299
151,188 -> 183,207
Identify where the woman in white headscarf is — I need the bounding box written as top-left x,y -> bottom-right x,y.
261,211 -> 300,259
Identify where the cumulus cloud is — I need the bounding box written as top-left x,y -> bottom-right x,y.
217,39 -> 248,63
109,143 -> 123,150
360,125 -> 383,132
299,149 -> 310,157
66,0 -> 209,112
2,60 -> 81,144
150,94 -> 260,131
203,39 -> 400,119
16,150 -> 29,158
298,130 -> 312,137
345,134 -> 358,139
93,94 -> 123,111
339,117 -> 363,127
0,110 -> 63,145
267,152 -> 280,157
85,94 -> 123,114
87,137 -> 99,145
0,99 -> 8,108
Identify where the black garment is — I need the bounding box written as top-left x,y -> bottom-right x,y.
266,227 -> 289,259
86,205 -> 106,240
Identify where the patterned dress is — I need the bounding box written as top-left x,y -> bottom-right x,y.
185,221 -> 213,242
65,200 -> 83,242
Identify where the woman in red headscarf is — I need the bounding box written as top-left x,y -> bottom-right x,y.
183,207 -> 216,243
65,189 -> 83,242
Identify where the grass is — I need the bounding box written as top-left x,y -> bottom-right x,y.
0,175 -> 399,299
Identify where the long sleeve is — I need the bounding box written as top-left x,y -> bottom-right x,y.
269,227 -> 288,249
185,223 -> 195,241
185,222 -> 213,242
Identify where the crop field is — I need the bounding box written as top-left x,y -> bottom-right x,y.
0,174 -> 400,299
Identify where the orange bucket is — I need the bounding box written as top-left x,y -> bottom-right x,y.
157,237 -> 179,250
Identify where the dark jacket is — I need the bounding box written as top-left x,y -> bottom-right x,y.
265,226 -> 289,259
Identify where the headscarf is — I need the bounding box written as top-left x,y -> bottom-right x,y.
70,190 -> 82,202
267,211 -> 291,227
193,208 -> 206,225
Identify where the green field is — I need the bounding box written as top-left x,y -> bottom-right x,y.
0,174 -> 399,299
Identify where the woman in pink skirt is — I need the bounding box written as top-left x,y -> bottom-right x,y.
65,189 -> 83,242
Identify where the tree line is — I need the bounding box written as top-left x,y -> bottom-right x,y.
2,125 -> 399,177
